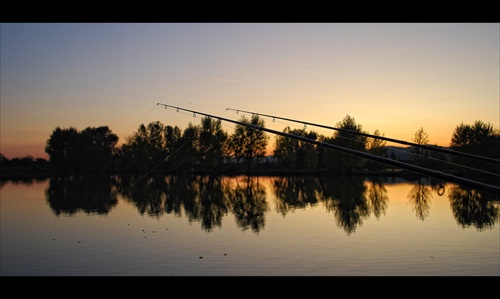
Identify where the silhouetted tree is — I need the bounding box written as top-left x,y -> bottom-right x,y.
0,153 -> 50,176
365,129 -> 387,170
409,127 -> 429,167
198,116 -> 229,171
118,121 -> 167,172
45,127 -> 81,174
428,143 -> 450,172
163,125 -> 183,171
273,127 -> 318,170
227,122 -> 245,165
45,126 -> 118,174
322,115 -> 368,173
449,120 -> 500,174
315,133 -> 329,170
175,123 -> 200,171
450,120 -> 500,157
228,115 -> 269,171
79,126 -> 118,172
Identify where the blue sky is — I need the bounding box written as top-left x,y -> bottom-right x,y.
1,23 -> 499,158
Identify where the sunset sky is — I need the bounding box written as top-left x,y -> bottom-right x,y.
1,23 -> 499,159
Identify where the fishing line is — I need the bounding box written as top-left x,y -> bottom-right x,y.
130,104 -> 232,186
119,103 -> 174,187
127,137 -> 195,189
120,103 -> 159,143
129,129 -> 195,187
161,103 -> 234,161
129,103 -> 213,186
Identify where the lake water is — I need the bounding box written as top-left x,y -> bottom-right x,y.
1,174 -> 499,276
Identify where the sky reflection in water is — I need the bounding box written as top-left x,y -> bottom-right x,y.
1,175 -> 498,276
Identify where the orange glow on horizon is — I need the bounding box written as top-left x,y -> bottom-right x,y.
1,143 -> 48,160
0,122 -> 462,160
1,24 -> 497,161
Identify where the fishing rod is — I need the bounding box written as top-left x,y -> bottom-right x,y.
226,108 -> 500,165
158,103 -> 500,195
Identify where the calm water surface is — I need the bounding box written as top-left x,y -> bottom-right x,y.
1,174 -> 499,276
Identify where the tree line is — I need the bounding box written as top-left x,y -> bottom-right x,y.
1,115 -> 499,175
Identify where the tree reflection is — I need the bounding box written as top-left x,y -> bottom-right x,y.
448,185 -> 499,231
319,176 -> 369,235
40,174 -> 499,235
119,174 -> 245,232
163,174 -> 197,216
272,176 -> 320,215
196,175 -> 229,231
365,177 -> 389,219
0,176 -> 48,188
45,174 -> 118,216
226,176 -> 268,233
407,178 -> 432,221
173,175 -> 228,231
117,174 -> 169,217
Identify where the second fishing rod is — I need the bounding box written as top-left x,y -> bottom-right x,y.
158,103 -> 500,195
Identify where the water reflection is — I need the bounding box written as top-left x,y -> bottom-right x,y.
365,177 -> 389,219
45,175 -> 118,216
272,176 -> 320,214
34,174 -> 500,234
116,174 -> 171,217
319,175 -> 370,235
226,176 -> 268,233
448,185 -> 500,231
407,178 -> 433,221
0,176 -> 47,188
